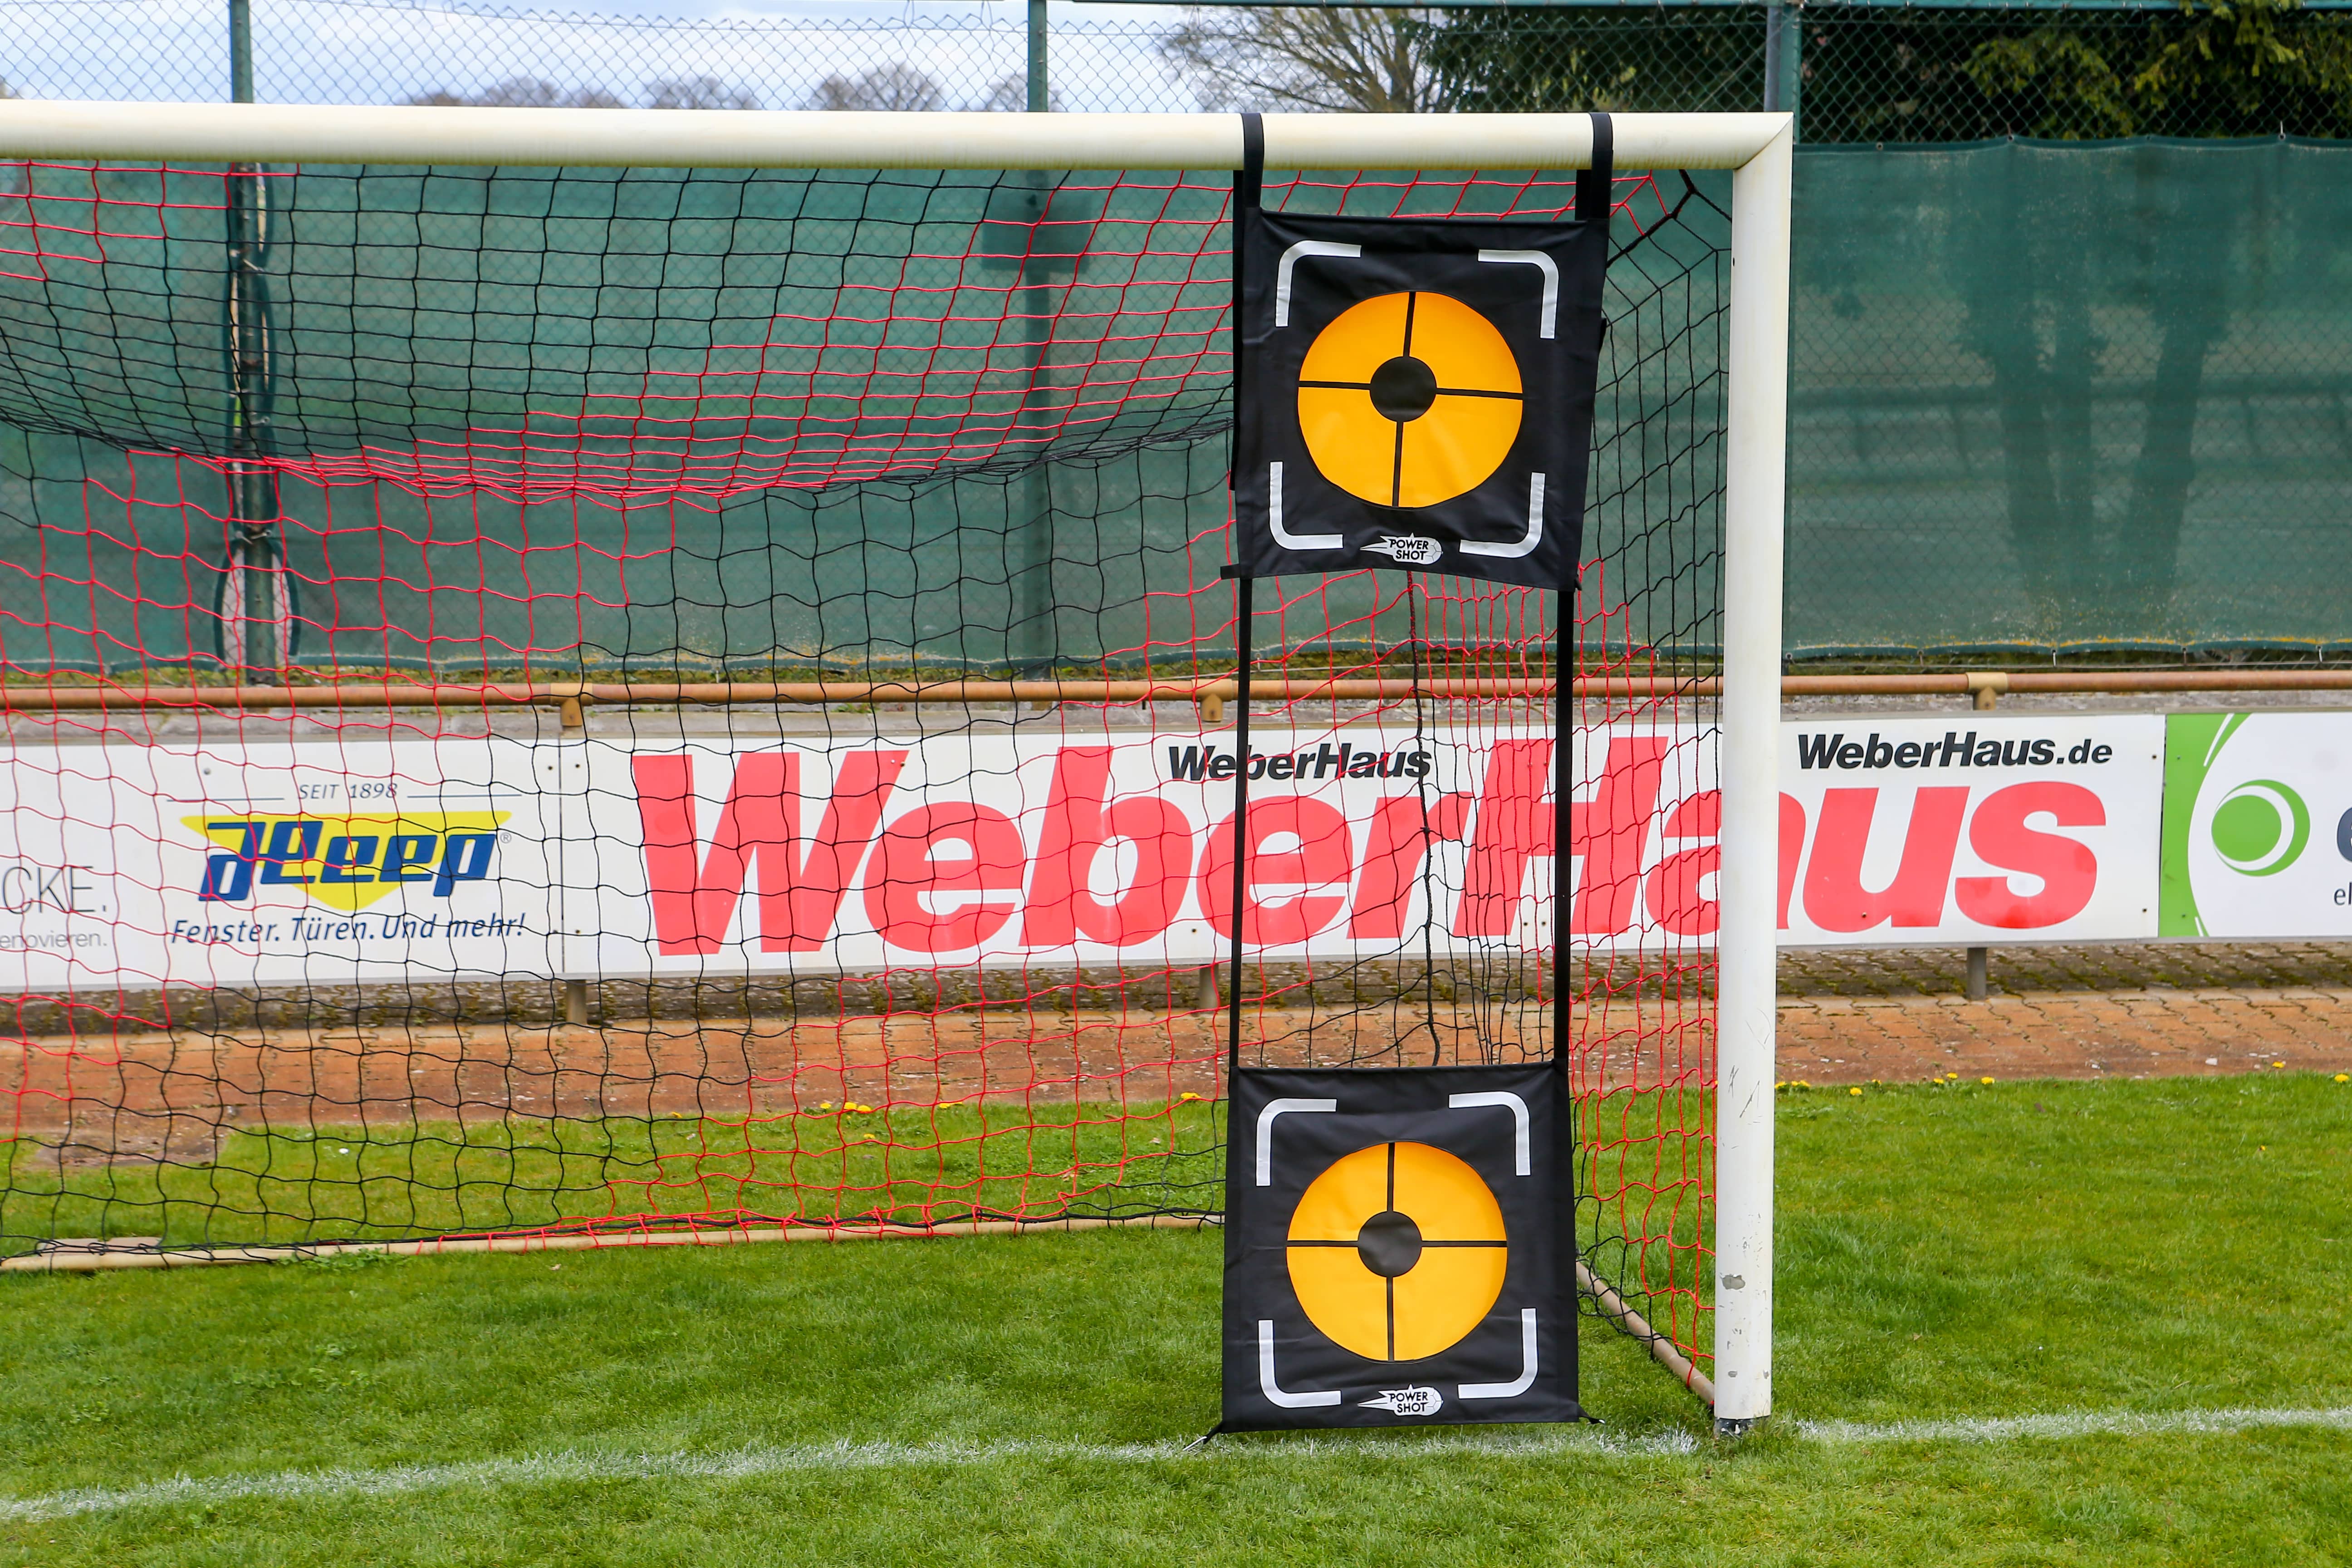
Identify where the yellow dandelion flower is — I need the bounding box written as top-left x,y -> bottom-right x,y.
1179,1092 -> 1202,1102
1979,1077 -> 1995,1086
2335,1074 -> 2348,1083
1848,1086 -> 1863,1097
2271,1062 -> 2286,1070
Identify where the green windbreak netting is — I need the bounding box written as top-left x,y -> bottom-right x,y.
0,163 -> 1240,674
0,160 -> 1728,673
4,139 -> 2349,666
1790,137 -> 2352,657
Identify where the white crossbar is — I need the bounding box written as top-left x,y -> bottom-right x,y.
0,103 -> 1786,171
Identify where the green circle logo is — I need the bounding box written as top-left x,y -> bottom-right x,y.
2210,780 -> 2309,876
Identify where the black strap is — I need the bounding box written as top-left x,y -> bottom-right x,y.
1236,112 -> 1264,212
1556,111 -> 1610,1068
1576,111 -> 1613,230
1227,113 -> 1263,491
1225,573 -> 1255,1078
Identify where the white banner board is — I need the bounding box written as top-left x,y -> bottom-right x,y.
2161,711 -> 2352,938
0,741 -> 559,990
1778,715 -> 2163,947
0,713 -> 2180,990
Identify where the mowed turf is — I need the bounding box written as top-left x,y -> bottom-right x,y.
0,1074 -> 2347,1565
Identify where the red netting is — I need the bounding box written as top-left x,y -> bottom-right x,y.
0,158 -> 1723,1382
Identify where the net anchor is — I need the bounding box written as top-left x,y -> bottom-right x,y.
539,685 -> 593,733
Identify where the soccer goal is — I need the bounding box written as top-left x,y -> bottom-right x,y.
0,102 -> 1788,1431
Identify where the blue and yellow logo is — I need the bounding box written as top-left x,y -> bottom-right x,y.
188,813 -> 510,907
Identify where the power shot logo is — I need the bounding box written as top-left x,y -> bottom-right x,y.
188,813 -> 509,907
1365,536 -> 1443,567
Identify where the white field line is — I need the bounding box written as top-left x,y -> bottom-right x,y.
1792,1405 -> 2352,1446
6,1406 -> 2348,1524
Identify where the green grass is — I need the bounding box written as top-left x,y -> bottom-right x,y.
0,1100 -> 1231,1249
0,1074 -> 2347,1564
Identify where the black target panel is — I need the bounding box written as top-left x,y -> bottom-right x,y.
1232,207 -> 1609,592
1221,1064 -> 1580,1432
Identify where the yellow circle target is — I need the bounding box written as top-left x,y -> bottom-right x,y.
1285,1141 -> 1508,1362
1295,291 -> 1524,510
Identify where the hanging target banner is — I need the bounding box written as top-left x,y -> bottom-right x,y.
1221,1063 -> 1580,1432
1231,204 -> 1609,592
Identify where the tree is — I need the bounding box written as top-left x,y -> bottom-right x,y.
971,73 -> 1063,113
1798,0 -> 2352,140
1411,0 -> 2352,138
645,76 -> 761,112
804,64 -> 949,113
1425,7 -> 1764,117
1159,7 -> 1450,113
406,78 -> 627,110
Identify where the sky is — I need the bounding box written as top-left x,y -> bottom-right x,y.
0,0 -> 1200,114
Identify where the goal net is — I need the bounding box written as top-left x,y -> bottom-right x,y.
0,107 -> 1785,1415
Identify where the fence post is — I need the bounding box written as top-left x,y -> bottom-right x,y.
1763,3 -> 1783,113
229,0 -> 253,102
1014,0 -> 1056,674
1028,0 -> 1049,113
1784,5 -> 1805,140
224,0 -> 286,684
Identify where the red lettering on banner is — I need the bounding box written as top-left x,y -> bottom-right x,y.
1349,792 -> 1472,940
1569,737 -> 1671,935
1021,748 -> 1194,947
1801,786 -> 1968,931
632,750 -> 906,956
1779,794 -> 1805,930
1450,737 -> 1670,939
1198,797 -> 1352,946
1955,781 -> 2102,928
1646,789 -> 1720,936
1453,740 -> 1553,938
867,803 -> 1028,952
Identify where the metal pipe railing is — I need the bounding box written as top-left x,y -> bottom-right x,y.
5,666 -> 2350,720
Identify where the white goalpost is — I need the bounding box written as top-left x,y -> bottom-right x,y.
0,102 -> 1790,1433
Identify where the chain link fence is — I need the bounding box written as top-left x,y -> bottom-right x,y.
9,1 -> 2352,139
0,0 -> 1187,114
1427,2 -> 2352,140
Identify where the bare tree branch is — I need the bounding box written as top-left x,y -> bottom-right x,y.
406,78 -> 625,109
804,64 -> 949,113
1160,7 -> 1450,113
646,76 -> 762,111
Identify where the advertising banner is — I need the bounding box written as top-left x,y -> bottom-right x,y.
0,713 -> 2181,991
578,714 -> 2162,976
1777,715 -> 2163,947
2161,712 -> 2352,938
0,741 -> 559,990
